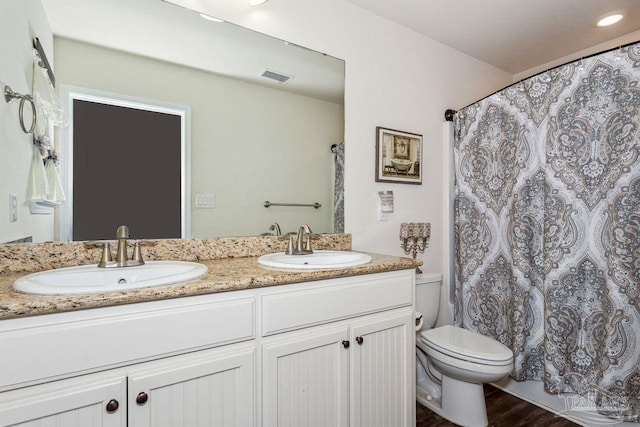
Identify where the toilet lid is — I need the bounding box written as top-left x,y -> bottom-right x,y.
420,325 -> 513,365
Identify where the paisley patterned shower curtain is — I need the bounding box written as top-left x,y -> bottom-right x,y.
333,142 -> 345,233
453,43 -> 640,421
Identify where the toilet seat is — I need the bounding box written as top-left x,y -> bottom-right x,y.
420,325 -> 513,366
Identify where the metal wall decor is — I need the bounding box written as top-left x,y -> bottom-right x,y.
400,222 -> 431,273
4,85 -> 36,134
263,201 -> 321,209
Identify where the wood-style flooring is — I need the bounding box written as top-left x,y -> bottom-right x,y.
416,385 -> 581,426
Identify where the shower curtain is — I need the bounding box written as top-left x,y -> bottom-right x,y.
453,43 -> 640,422
333,142 -> 345,233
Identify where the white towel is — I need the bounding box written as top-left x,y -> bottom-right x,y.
27,144 -> 49,202
45,156 -> 66,203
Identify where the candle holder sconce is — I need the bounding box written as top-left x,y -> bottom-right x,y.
399,222 -> 430,273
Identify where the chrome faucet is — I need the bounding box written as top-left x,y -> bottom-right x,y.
85,225 -> 155,268
269,222 -> 282,236
286,224 -> 314,255
115,225 -> 130,265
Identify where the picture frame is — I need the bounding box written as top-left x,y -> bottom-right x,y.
375,127 -> 423,184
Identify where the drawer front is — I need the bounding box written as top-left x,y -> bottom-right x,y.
262,271 -> 413,336
0,297 -> 255,391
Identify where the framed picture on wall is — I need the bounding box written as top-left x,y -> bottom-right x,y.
375,127 -> 423,184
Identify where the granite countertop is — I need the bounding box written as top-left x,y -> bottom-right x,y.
0,253 -> 420,320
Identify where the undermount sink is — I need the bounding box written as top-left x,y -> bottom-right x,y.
13,261 -> 208,295
258,250 -> 372,270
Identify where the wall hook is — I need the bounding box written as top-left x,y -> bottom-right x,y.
4,85 -> 36,134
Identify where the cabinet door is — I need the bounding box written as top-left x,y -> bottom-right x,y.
262,325 -> 349,427
0,373 -> 126,427
128,344 -> 255,427
350,309 -> 414,427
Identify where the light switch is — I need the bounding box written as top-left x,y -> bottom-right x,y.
195,194 -> 215,209
9,194 -> 17,222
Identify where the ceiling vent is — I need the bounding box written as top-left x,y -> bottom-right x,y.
259,69 -> 294,84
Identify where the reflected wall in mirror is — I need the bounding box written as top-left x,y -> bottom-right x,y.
0,0 -> 345,243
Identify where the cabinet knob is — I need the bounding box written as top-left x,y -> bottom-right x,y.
342,340 -> 350,349
136,391 -> 149,405
356,336 -> 364,345
105,399 -> 119,413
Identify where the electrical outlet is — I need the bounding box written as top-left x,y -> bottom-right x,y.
378,208 -> 389,221
9,194 -> 17,222
195,194 -> 215,209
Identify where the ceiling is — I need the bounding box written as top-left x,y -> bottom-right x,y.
40,0 -> 640,95
345,0 -> 640,75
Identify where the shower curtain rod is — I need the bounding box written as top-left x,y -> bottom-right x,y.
444,38 -> 640,122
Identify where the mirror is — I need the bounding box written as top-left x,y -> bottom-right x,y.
2,0 -> 344,243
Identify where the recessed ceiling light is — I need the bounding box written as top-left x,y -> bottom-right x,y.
596,12 -> 624,27
199,13 -> 224,23
249,0 -> 269,6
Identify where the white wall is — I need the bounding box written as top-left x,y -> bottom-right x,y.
167,0 -> 513,275
0,0 -> 54,243
53,38 -> 343,237
4,0 -> 516,275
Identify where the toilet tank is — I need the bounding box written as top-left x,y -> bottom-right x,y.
416,272 -> 443,331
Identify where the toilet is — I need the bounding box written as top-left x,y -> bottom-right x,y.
415,273 -> 514,427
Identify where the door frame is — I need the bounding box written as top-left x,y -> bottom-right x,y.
58,85 -> 191,241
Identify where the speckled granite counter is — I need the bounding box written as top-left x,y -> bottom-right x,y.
0,235 -> 420,320
0,234 -> 352,275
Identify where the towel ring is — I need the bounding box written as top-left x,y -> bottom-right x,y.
4,85 -> 37,134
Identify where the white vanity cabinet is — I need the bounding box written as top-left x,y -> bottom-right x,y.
0,295 -> 257,427
0,344 -> 255,427
0,372 -> 127,426
262,309 -> 413,427
127,343 -> 255,427
263,324 -> 351,426
261,270 -> 415,427
349,309 -> 413,427
0,268 -> 415,427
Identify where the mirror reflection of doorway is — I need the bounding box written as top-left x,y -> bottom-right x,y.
61,87 -> 190,241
